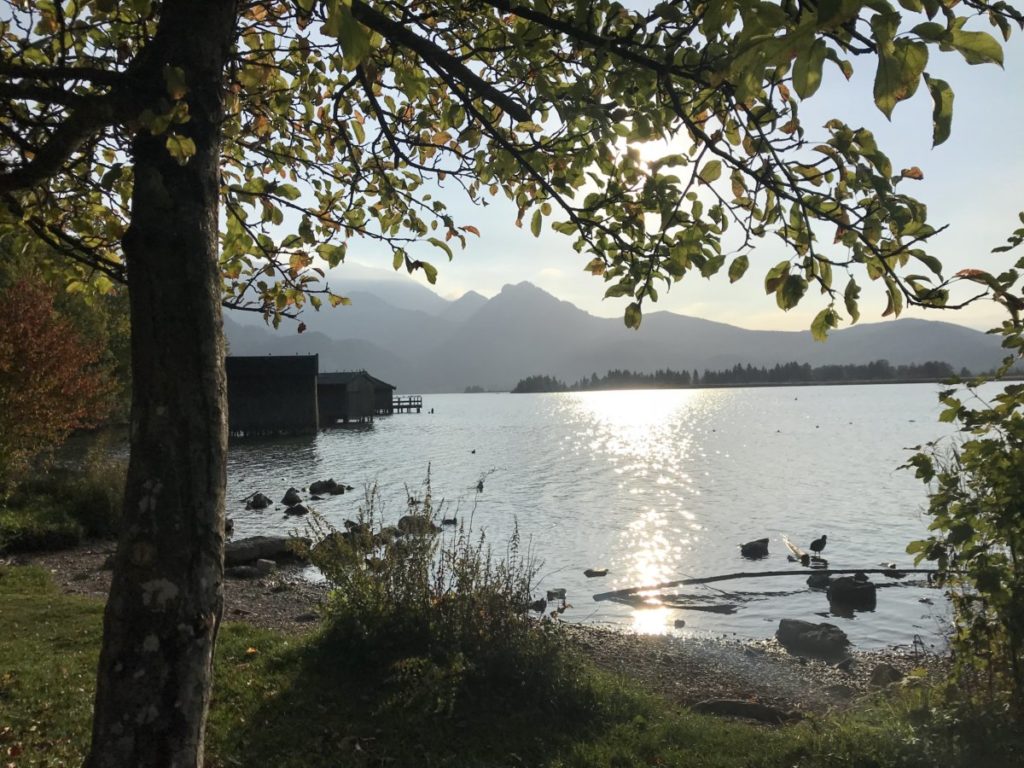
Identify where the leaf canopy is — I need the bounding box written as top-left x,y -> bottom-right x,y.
0,0 -> 1021,334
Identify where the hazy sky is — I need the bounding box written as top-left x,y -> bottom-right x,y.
342,25 -> 1024,333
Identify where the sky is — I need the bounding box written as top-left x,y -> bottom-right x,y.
339,17 -> 1024,334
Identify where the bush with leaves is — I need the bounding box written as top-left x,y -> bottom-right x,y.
306,473 -> 591,721
906,254 -> 1024,714
0,279 -> 115,496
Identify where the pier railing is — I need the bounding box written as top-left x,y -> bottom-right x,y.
392,395 -> 423,413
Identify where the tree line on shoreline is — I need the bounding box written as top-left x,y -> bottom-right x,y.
511,360 -> 968,393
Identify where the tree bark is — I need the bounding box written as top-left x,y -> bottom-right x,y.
85,1 -> 237,766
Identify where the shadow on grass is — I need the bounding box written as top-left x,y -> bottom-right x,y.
209,620 -> 610,768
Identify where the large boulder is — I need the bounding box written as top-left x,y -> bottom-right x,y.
281,487 -> 302,506
828,576 -> 877,610
225,535 -> 310,567
284,503 -> 310,517
776,618 -> 850,659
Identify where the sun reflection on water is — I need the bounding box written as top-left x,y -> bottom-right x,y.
560,389 -> 730,635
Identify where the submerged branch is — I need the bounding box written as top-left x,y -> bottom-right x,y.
593,568 -> 938,602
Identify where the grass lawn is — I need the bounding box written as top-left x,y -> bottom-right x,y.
0,564 -> 1016,767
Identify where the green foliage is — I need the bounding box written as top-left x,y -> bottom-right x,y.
906,257 -> 1024,715
512,373 -> 569,393
0,447 -> 126,553
5,564 -> 1024,768
304,474 -> 585,722
2,1 -> 1022,330
514,360 -> 957,392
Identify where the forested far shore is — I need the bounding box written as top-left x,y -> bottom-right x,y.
511,360 -> 989,393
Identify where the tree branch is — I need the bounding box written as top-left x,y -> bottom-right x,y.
0,93 -> 122,193
0,61 -> 124,86
350,0 -> 532,122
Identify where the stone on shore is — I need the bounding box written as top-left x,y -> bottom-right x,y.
870,662 -> 904,687
284,503 -> 310,517
775,618 -> 850,659
225,535 -> 310,567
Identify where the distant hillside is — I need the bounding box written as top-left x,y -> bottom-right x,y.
224,269 -> 1005,393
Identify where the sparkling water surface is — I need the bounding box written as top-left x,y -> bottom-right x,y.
226,384 -> 967,650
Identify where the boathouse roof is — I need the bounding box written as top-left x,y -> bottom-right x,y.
225,354 -> 319,378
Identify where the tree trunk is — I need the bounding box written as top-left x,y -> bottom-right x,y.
85,2 -> 237,766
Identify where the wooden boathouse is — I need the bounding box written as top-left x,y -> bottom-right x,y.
365,373 -> 397,415
318,371 -> 376,426
226,355 -> 319,437
226,355 -> 404,435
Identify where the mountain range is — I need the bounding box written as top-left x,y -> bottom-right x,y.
224,267 -> 1005,393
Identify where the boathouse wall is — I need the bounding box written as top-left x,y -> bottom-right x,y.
225,355 -> 319,436
318,371 -> 376,425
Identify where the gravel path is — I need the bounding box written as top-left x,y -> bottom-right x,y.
6,542 -> 946,718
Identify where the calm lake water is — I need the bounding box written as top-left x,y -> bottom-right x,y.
226,384 -> 967,650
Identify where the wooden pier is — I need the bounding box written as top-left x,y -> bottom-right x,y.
392,395 -> 423,413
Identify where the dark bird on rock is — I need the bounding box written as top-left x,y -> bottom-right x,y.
810,534 -> 828,557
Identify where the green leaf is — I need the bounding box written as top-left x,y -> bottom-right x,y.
776,274 -> 808,310
911,21 -> 947,43
924,75 -> 953,146
873,40 -> 928,118
604,283 -> 632,299
792,38 -> 827,99
326,1 -> 371,70
530,208 -> 543,238
163,65 -> 188,100
328,293 -> 351,307
427,237 -> 454,260
624,302 -> 642,329
810,307 -> 838,341
419,261 -> 438,284
698,160 -> 722,183
165,134 -> 196,165
948,28 -> 1004,66
728,255 -> 749,283
764,260 -> 790,294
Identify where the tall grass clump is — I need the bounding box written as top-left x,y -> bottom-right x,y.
0,439 -> 125,552
306,471 -> 594,722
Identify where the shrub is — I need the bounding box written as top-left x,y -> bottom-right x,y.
0,278 -> 115,496
0,501 -> 82,553
306,471 -> 594,721
0,441 -> 125,553
64,446 -> 126,538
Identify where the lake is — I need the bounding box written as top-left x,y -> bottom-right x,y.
226,383 -> 964,650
